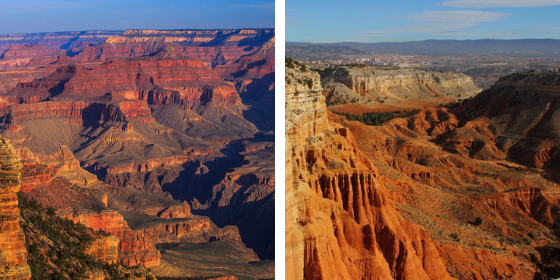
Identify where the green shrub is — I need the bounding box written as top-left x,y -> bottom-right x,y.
473,217 -> 483,226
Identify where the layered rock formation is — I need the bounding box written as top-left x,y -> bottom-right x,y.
74,29 -> 275,66
0,28 -> 275,278
0,31 -> 122,53
0,44 -> 65,70
320,65 -> 481,105
339,71 -> 560,279
0,137 -> 31,280
3,49 -> 238,106
286,61 -> 452,279
16,145 -> 263,269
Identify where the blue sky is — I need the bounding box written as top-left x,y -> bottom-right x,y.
0,0 -> 274,34
287,0 -> 560,42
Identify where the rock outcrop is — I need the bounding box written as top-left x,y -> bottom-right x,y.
449,72 -> 560,182
321,65 -> 481,104
74,29 -> 275,66
340,71 -> 560,279
85,234 -> 119,264
71,210 -> 162,267
0,137 -> 31,280
3,52 -> 239,107
0,31 -> 121,53
0,44 -> 65,70
285,61 -> 452,279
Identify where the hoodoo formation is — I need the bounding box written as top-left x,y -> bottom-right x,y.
286,58 -> 560,279
0,29 -> 274,279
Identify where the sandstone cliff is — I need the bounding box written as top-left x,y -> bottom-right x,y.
339,71 -> 560,279
285,61 -> 452,279
321,65 -> 481,105
0,137 -> 31,280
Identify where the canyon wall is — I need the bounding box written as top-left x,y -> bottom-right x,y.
341,71 -> 560,279
285,63 -> 452,279
0,28 -> 275,277
0,31 -> 121,53
0,137 -> 31,280
74,29 -> 275,66
449,72 -> 560,182
321,65 -> 481,104
0,45 -> 64,70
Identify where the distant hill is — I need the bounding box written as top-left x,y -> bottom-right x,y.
287,39 -> 560,57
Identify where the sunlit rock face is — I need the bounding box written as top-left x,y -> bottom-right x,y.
285,63 -> 452,280
0,137 -> 31,280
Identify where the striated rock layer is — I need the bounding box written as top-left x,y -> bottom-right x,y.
0,137 -> 31,280
285,62 -> 452,279
321,65 -> 481,105
0,44 -> 65,70
0,31 -> 121,53
74,29 -> 275,66
3,48 -> 239,107
15,144 -> 261,269
0,28 -> 275,274
341,71 -> 560,279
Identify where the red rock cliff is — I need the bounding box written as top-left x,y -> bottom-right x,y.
0,44 -> 64,70
285,64 -> 453,279
0,137 -> 31,280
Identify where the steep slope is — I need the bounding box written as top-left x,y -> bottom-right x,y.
286,60 -> 452,279
342,71 -> 560,279
0,137 -> 31,280
0,45 -> 65,70
0,28 -> 275,277
0,31 -> 121,53
320,65 -> 481,105
449,71 -> 560,182
17,194 -> 155,280
74,29 -> 275,66
14,144 -> 261,271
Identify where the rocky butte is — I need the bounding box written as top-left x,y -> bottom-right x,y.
286,58 -> 560,279
0,29 -> 274,279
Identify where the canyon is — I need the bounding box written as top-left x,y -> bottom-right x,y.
286,59 -> 560,279
286,63 -> 452,280
0,29 -> 274,279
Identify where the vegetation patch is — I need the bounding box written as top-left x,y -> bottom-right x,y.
332,109 -> 421,126
18,193 -> 154,280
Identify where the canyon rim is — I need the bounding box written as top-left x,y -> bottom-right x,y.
0,4 -> 275,278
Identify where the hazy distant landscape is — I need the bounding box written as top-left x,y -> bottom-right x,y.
287,39 -> 560,88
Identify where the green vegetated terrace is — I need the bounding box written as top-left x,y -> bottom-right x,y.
332,109 -> 421,126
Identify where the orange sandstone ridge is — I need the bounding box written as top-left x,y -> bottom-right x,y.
334,71 -> 560,278
285,63 -> 453,279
